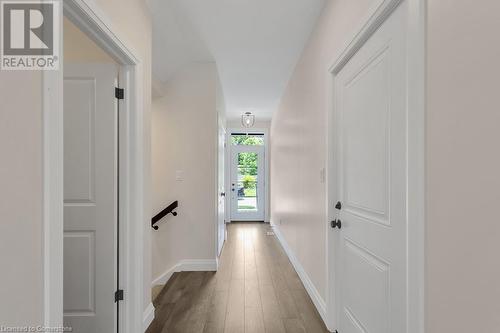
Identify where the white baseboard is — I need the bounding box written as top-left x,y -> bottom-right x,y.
151,259 -> 218,287
272,225 -> 329,329
180,259 -> 218,272
142,302 -> 155,332
151,262 -> 180,286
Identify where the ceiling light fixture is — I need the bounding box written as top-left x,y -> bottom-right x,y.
241,112 -> 255,128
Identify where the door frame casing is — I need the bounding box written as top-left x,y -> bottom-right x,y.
325,0 -> 425,332
216,115 -> 227,258
226,128 -> 270,223
42,0 -> 147,332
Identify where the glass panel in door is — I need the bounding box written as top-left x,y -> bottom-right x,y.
237,152 -> 259,212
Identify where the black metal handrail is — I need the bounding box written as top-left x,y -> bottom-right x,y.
151,201 -> 178,230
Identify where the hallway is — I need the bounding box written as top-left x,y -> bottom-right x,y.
146,223 -> 328,333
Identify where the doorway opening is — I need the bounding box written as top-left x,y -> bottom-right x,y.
229,132 -> 267,222
43,1 -> 145,332
62,17 -> 121,333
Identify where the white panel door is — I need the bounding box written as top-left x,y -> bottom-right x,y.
217,118 -> 226,256
230,145 -> 265,221
63,63 -> 118,333
334,2 -> 408,333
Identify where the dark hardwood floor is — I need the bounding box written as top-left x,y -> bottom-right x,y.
146,222 -> 329,333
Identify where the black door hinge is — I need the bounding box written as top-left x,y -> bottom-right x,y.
114,289 -> 124,302
335,331 -> 339,333
115,87 -> 124,100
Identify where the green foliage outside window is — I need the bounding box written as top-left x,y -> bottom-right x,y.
242,174 -> 256,189
238,152 -> 258,176
233,135 -> 262,198
231,135 -> 264,146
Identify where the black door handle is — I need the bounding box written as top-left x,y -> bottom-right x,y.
331,219 -> 342,229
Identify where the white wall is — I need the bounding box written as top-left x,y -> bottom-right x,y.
0,0 -> 152,325
426,1 -> 500,331
227,119 -> 271,130
151,63 -> 218,283
270,0 -> 380,302
64,18 -> 115,63
0,70 -> 43,326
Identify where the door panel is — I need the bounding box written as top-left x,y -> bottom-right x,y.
63,78 -> 95,203
334,2 -> 407,333
63,231 -> 95,314
63,63 -> 118,333
343,49 -> 390,225
230,146 -> 265,221
342,240 -> 390,332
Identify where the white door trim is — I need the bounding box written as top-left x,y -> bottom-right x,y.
216,115 -> 227,259
225,128 -> 270,223
43,1 -> 147,332
325,0 -> 425,332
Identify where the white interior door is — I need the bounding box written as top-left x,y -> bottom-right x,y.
230,145 -> 265,221
333,2 -> 408,332
217,119 -> 226,255
63,63 -> 118,333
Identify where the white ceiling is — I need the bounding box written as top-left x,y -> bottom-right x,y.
148,0 -> 325,120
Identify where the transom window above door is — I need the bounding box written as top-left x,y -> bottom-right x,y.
231,133 -> 264,146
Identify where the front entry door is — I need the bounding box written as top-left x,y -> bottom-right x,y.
63,63 -> 118,333
230,145 -> 265,221
333,2 -> 408,332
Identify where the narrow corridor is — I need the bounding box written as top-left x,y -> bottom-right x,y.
146,223 -> 328,333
